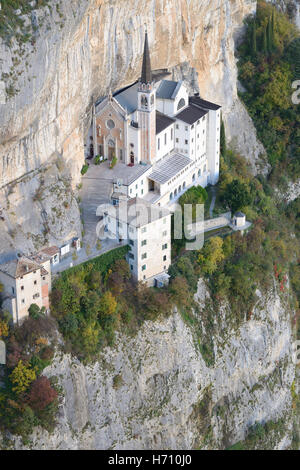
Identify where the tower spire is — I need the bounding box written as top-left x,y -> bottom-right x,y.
141,30 -> 152,84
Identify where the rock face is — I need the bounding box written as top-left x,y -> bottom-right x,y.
11,281 -> 295,450
0,0 -> 266,253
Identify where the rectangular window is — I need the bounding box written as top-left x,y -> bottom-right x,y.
142,253 -> 147,260
176,138 -> 179,143
117,221 -> 122,228
176,124 -> 179,129
34,280 -> 37,285
12,287 -> 15,294
164,133 -> 167,145
21,286 -> 24,291
129,253 -> 134,259
163,230 -> 167,236
141,227 -> 147,233
130,264 -> 133,271
119,149 -> 123,160
185,140 -> 188,145
163,255 -> 167,261
142,265 -> 146,271
171,128 -> 173,140
185,126 -> 188,131
158,138 -> 160,150
141,240 -> 147,246
162,243 -> 168,250
129,239 -> 134,246
129,227 -> 134,233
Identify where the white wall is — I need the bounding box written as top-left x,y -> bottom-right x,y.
156,124 -> 175,161
206,109 -> 221,184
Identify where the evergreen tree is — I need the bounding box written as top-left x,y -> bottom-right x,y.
267,17 -> 272,54
220,120 -> 226,156
251,21 -> 257,57
271,9 -> 276,46
263,25 -> 267,54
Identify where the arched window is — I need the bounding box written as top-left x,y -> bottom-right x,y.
192,174 -> 195,181
183,182 -> 186,189
170,192 -> 173,200
174,188 -> 178,197
177,98 -> 186,111
198,169 -> 201,177
179,185 -> 182,193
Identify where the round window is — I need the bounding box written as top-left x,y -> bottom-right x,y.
106,119 -> 115,130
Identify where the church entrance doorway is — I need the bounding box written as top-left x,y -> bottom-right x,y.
108,139 -> 115,161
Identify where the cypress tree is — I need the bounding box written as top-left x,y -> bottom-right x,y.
271,9 -> 276,46
251,21 -> 257,57
267,17 -> 272,54
220,120 -> 226,157
263,25 -> 267,54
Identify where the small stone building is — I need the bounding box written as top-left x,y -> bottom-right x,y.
0,253 -> 52,324
233,212 -> 246,228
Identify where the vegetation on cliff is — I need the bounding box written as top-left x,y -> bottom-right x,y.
0,312 -> 59,445
237,1 -> 300,180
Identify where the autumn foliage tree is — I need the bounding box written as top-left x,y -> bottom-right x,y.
27,376 -> 58,412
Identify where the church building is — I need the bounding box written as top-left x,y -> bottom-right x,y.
91,32 -> 221,209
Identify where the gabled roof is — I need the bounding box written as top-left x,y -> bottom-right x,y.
175,104 -> 208,125
156,80 -> 182,100
39,246 -> 59,257
150,152 -> 192,185
189,95 -> 221,111
156,111 -> 176,134
0,255 -> 43,279
113,82 -> 139,114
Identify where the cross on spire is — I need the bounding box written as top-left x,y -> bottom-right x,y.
141,30 -> 152,84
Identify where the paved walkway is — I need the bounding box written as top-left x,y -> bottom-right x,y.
80,164 -> 114,249
51,239 -> 123,275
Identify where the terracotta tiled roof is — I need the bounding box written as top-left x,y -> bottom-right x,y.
0,255 -> 42,279
39,246 -> 59,257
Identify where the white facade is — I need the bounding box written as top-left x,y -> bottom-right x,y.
102,198 -> 171,285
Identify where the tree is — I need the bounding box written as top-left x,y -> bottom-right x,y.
220,120 -> 226,156
263,25 -> 267,54
198,236 -> 225,275
267,17 -> 272,54
251,21 -> 257,56
98,291 -> 118,321
169,276 -> 192,308
28,304 -> 46,320
10,360 -> 36,396
27,376 -> 58,412
81,321 -> 101,356
0,319 -> 9,338
224,179 -> 252,213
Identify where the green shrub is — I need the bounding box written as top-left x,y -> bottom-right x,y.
81,164 -> 89,175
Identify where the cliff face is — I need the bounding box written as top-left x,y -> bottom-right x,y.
10,281 -> 295,450
0,0 -> 264,254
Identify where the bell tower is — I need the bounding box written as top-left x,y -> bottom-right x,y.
138,31 -> 156,165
